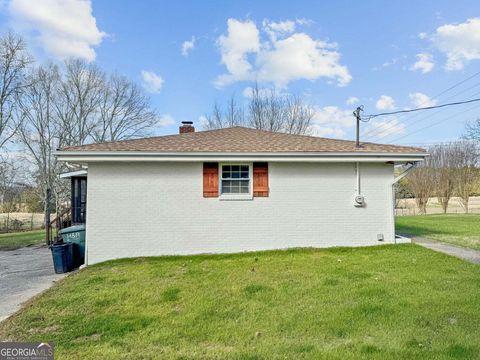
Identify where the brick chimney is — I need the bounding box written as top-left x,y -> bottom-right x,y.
179,121 -> 195,134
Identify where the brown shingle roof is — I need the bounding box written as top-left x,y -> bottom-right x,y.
61,127 -> 426,154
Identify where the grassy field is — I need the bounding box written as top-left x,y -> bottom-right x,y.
1,245 -> 479,359
0,229 -> 46,250
396,214 -> 480,250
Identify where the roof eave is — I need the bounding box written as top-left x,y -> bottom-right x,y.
55,151 -> 428,163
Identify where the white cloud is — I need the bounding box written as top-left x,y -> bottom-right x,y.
157,114 -> 175,127
418,32 -> 428,40
311,125 -> 346,138
141,70 -> 164,93
375,95 -> 396,110
242,86 -> 273,98
432,17 -> 480,70
199,115 -> 209,129
215,18 -> 351,88
216,19 -> 260,86
313,106 -> 353,127
409,92 -> 437,108
309,105 -> 354,138
381,58 -> 398,68
346,96 -> 359,105
296,18 -> 314,26
242,87 -> 253,98
410,53 -> 434,73
256,33 -> 351,87
364,117 -> 405,138
262,19 -> 296,41
181,36 -> 195,57
8,0 -> 106,61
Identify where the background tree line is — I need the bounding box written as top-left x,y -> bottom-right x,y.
401,140 -> 480,214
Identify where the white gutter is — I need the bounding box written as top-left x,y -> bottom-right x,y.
55,150 -> 427,157
55,151 -> 427,163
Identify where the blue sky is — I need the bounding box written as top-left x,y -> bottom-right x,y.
1,0 -> 480,145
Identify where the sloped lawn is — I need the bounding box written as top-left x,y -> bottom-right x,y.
1,245 -> 479,359
396,214 -> 480,250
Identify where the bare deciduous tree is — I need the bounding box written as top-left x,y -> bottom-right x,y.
429,144 -> 456,213
15,58 -> 161,219
55,59 -> 104,146
407,157 -> 434,214
204,83 -> 314,135
16,64 -> 65,223
225,94 -> 244,128
248,85 -> 285,132
92,73 -> 157,142
284,95 -> 314,135
0,32 -> 32,150
203,94 -> 244,130
464,118 -> 480,142
0,156 -> 17,209
451,140 -> 479,213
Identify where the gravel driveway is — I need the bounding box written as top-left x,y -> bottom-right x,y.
0,246 -> 66,322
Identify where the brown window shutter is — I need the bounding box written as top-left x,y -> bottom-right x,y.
203,163 -> 219,197
253,162 -> 269,197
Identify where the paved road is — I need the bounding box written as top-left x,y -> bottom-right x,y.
0,246 -> 65,322
413,237 -> 480,264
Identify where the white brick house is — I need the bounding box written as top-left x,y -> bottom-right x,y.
56,123 -> 427,265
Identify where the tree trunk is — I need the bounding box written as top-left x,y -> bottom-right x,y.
438,196 -> 449,213
461,196 -> 469,214
45,189 -> 51,245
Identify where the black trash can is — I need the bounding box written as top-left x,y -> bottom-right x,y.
50,242 -> 74,274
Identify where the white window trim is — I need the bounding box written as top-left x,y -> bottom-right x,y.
219,162 -> 253,201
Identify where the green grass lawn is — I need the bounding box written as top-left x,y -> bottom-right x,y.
1,245 -> 479,359
396,214 -> 480,250
0,229 -> 46,250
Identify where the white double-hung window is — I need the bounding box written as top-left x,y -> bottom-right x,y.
220,164 -> 251,198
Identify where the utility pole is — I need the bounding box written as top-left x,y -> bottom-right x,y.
353,106 -> 364,148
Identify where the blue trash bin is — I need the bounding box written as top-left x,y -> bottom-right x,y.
59,225 -> 85,267
50,242 -> 74,274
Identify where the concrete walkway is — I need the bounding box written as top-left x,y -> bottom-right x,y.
0,246 -> 66,322
413,237 -> 480,264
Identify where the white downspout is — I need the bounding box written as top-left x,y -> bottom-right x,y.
356,162 -> 361,195
353,162 -> 366,208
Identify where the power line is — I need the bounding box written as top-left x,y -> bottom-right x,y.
388,102 -> 480,143
430,70 -> 480,99
398,139 -> 477,146
373,88 -> 480,142
361,97 -> 480,121
366,88 -> 480,142
360,70 -> 480,139
359,97 -> 480,143
362,80 -> 480,140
